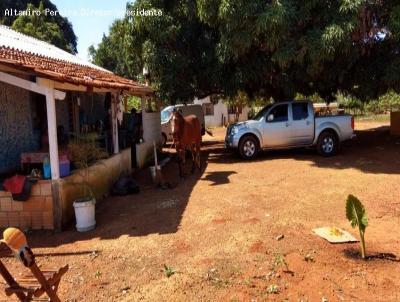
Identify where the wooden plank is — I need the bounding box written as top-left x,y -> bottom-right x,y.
31,265 -> 68,299
29,264 -> 61,302
53,81 -> 87,92
0,260 -> 27,301
0,71 -> 65,100
51,181 -> 62,232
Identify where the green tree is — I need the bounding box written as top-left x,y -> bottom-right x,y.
377,91 -> 400,113
0,0 -> 77,54
89,19 -> 140,79
91,1 -> 400,104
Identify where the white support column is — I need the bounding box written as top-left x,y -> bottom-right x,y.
45,88 -> 60,180
111,93 -> 119,154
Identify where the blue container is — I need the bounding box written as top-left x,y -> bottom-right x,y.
59,159 -> 70,178
43,156 -> 51,179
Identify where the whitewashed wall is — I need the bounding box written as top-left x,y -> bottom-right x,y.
194,96 -> 249,127
135,99 -> 162,168
142,111 -> 162,143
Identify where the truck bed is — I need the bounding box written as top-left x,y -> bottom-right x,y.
315,114 -> 354,142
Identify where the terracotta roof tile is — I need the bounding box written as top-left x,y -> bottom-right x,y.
0,26 -> 152,94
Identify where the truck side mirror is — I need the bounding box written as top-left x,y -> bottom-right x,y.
267,114 -> 274,122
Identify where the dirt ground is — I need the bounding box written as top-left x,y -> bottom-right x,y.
1,120 -> 399,302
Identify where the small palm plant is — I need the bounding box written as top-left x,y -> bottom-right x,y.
346,194 -> 368,259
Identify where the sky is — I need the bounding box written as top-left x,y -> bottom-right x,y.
52,0 -> 130,60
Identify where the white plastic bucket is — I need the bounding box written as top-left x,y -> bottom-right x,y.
73,198 -> 96,232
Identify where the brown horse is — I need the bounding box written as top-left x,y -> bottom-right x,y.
170,109 -> 202,177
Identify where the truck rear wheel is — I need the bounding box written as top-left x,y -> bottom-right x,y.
317,131 -> 338,156
239,135 -> 259,160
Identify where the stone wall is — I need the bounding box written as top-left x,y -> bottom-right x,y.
0,82 -> 37,173
0,180 -> 54,230
0,84 -> 108,174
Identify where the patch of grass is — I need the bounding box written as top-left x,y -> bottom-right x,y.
205,268 -> 230,288
163,264 -> 176,278
272,253 -> 289,271
267,284 -> 279,294
304,252 -> 315,262
94,270 -> 102,279
242,277 -> 252,286
355,114 -> 390,122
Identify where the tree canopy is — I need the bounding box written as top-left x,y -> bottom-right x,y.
0,0 -> 77,54
90,1 -> 400,103
89,19 -> 139,79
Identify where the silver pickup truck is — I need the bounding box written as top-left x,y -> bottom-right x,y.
225,101 -> 355,159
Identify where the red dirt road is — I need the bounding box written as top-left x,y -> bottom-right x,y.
0,121 -> 399,301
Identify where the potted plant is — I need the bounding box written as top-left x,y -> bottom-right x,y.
68,140 -> 108,232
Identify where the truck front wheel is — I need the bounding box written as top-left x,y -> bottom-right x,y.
239,135 -> 259,160
317,131 -> 338,156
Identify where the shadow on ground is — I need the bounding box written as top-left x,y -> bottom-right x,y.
27,125 -> 399,248
28,144 -> 213,248
208,126 -> 400,175
201,171 -> 237,186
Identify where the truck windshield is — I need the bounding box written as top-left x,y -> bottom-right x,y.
161,109 -> 172,123
252,104 -> 273,120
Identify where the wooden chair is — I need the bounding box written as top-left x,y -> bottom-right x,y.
0,229 -> 68,302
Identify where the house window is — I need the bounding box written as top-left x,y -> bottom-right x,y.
202,103 -> 214,116
228,105 -> 242,115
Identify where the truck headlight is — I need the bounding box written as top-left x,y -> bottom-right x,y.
230,126 -> 239,135
231,124 -> 246,135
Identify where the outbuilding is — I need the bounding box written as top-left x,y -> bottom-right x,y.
0,25 -> 161,231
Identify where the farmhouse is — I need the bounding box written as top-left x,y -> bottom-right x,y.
0,25 -> 160,231
194,96 -> 249,127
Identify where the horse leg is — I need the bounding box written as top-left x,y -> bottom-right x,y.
179,147 -> 186,178
196,141 -> 201,171
190,144 -> 196,174
176,146 -> 184,178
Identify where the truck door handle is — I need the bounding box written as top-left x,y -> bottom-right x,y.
285,122 -> 290,127
306,121 -> 311,125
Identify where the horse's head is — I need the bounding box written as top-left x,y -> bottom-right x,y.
170,108 -> 184,140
